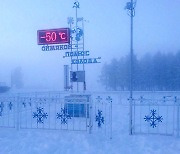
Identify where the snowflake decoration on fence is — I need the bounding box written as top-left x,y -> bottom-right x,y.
95,110 -> 104,128
0,102 -> 4,116
96,96 -> 103,103
22,102 -> 26,108
57,108 -> 71,124
144,109 -> 163,128
8,102 -> 13,110
33,107 -> 48,124
106,96 -> 112,103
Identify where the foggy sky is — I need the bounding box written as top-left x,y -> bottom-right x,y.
0,0 -> 180,90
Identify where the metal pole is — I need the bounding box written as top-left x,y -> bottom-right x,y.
177,97 -> 180,137
130,0 -> 133,101
70,20 -> 73,92
82,19 -> 85,71
69,21 -> 72,70
16,95 -> 20,130
82,19 -> 86,92
129,0 -> 134,135
75,2 -> 79,92
67,17 -> 73,91
110,99 -> 112,139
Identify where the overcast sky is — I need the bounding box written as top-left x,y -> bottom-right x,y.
0,0 -> 180,90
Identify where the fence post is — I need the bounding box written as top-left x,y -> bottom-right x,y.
129,97 -> 133,135
16,95 -> 20,130
88,97 -> 93,134
110,98 -> 112,139
176,97 -> 179,137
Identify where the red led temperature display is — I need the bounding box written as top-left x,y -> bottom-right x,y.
37,28 -> 70,45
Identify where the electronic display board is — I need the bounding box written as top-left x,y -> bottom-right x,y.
37,28 -> 70,45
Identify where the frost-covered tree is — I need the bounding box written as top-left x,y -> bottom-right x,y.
100,51 -> 180,91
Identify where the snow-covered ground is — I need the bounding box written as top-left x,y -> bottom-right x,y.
0,91 -> 180,154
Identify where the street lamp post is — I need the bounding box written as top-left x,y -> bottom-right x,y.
125,0 -> 137,135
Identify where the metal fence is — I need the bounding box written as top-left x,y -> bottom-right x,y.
2,91 -> 179,138
91,95 -> 112,138
0,93 -> 112,138
19,95 -> 90,131
0,96 -> 16,128
132,96 -> 180,137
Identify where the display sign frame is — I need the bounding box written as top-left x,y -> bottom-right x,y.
37,28 -> 70,45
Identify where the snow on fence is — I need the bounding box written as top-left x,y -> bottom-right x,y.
0,93 -> 112,138
132,96 -> 180,137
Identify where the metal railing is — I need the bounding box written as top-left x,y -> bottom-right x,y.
131,96 -> 180,137
0,92 -> 113,138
